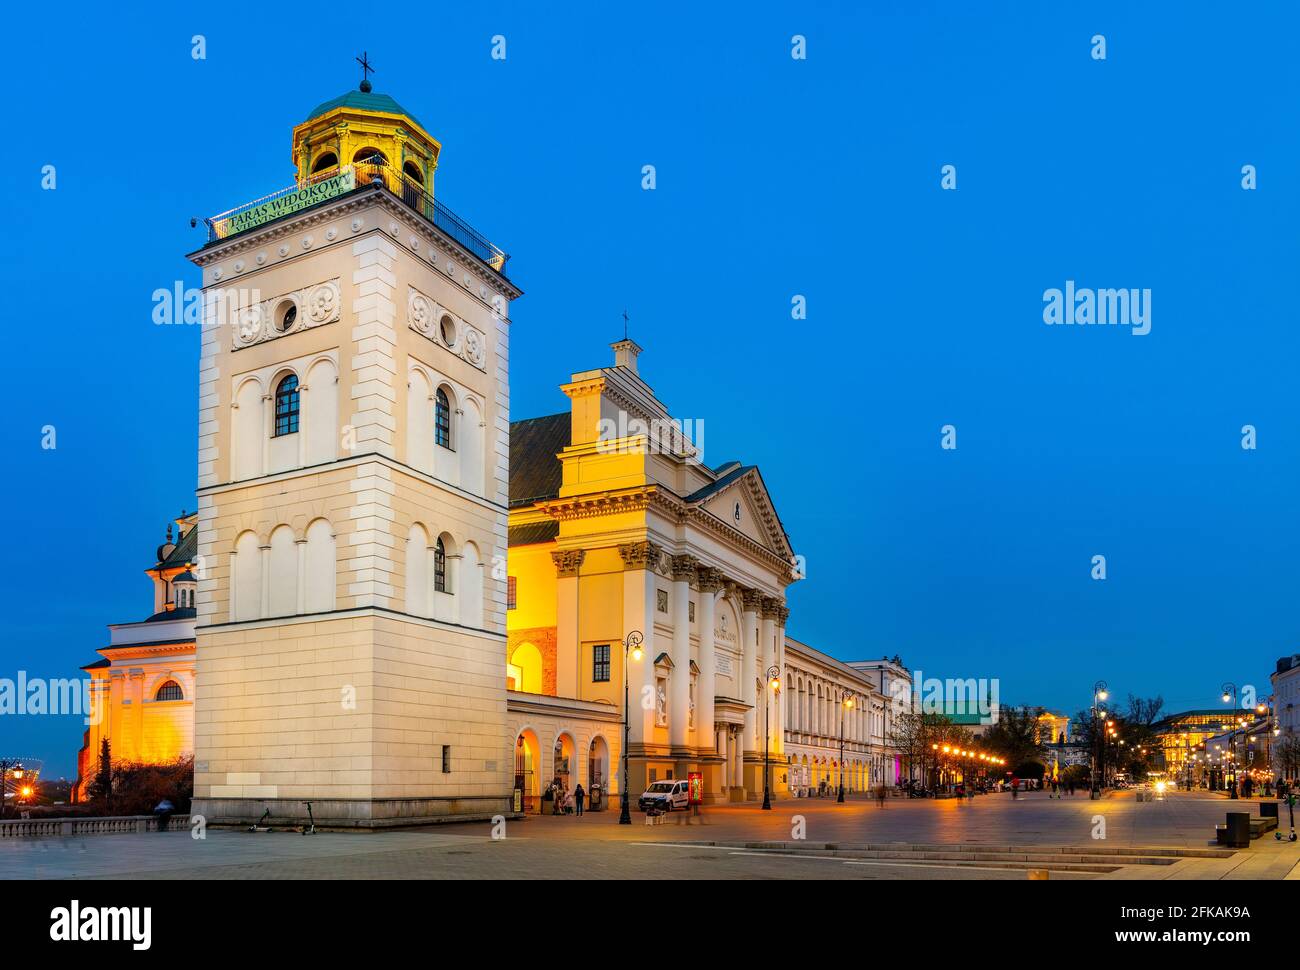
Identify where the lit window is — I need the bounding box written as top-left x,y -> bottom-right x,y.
435,388 -> 452,449
593,644 -> 611,683
507,576 -> 517,610
274,374 -> 300,436
155,681 -> 183,702
434,537 -> 447,593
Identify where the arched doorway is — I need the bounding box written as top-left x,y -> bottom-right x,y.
515,729 -> 540,813
553,733 -> 576,793
588,735 -> 610,809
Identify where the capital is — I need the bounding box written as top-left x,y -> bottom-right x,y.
761,597 -> 784,620
618,540 -> 664,571
550,549 -> 586,578
696,566 -> 725,593
670,555 -> 698,583
741,588 -> 765,612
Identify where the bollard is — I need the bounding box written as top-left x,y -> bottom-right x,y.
1027,869 -> 1049,881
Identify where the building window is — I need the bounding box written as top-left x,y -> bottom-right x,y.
689,601 -> 695,623
441,745 -> 452,774
155,680 -> 183,702
507,576 -> 517,610
435,388 -> 452,449
274,374 -> 300,436
593,644 -> 611,683
434,537 -> 447,593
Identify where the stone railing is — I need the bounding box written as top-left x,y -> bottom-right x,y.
0,814 -> 191,838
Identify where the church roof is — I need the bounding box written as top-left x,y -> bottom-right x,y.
155,524 -> 197,571
304,90 -> 423,128
144,607 -> 197,624
509,413 -> 569,508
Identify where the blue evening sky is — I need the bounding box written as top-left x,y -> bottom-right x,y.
4,2 -> 1296,775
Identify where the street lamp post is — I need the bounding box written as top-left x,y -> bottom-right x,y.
761,665 -> 780,810
838,692 -> 854,803
1221,683 -> 1239,799
618,631 -> 644,825
1091,681 -> 1108,799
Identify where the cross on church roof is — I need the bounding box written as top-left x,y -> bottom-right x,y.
622,309 -> 629,340
356,51 -> 376,92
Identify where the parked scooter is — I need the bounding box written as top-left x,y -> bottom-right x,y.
1276,793 -> 1297,842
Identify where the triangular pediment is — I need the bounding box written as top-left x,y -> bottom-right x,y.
695,468 -> 794,562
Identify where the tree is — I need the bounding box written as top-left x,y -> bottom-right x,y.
1275,736 -> 1300,780
1126,694 -> 1165,727
87,738 -> 114,810
983,705 -> 1046,772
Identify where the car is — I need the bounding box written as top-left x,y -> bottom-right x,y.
638,779 -> 690,813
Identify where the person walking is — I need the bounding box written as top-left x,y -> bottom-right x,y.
574,783 -> 585,817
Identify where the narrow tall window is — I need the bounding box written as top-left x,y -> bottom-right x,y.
506,576 -> 517,610
435,387 -> 452,449
592,644 -> 611,683
434,537 -> 447,593
274,374 -> 300,436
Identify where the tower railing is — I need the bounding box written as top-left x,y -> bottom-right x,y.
205,158 -> 510,277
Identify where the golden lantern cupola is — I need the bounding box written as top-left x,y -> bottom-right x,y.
291,66 -> 441,196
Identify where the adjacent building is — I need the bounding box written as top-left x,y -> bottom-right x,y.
74,514 -> 199,799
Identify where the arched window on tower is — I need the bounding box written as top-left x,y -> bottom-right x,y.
435,387 -> 452,450
155,680 -> 183,702
434,536 -> 448,593
311,151 -> 339,174
274,375 -> 300,436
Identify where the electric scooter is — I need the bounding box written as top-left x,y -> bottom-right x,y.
1276,793 -> 1297,842
248,808 -> 273,833
300,800 -> 317,835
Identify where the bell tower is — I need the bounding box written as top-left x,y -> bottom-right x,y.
187,73 -> 521,828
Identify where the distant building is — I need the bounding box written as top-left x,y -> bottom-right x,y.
1151,710 -> 1233,778
1272,654 -> 1300,742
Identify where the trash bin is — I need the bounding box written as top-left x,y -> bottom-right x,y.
1223,811 -> 1251,848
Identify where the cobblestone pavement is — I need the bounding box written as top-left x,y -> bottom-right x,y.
1,790 -> 1293,880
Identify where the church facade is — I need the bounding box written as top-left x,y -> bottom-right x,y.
506,338 -> 800,805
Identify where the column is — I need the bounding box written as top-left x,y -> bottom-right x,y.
669,555 -> 696,753
772,602 -> 788,757
740,589 -> 763,754
259,542 -> 271,618
552,549 -> 585,698
108,671 -> 124,750
129,669 -> 145,758
696,568 -> 722,755
296,538 -> 308,614
619,542 -> 662,750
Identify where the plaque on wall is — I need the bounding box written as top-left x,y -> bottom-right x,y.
715,655 -> 734,677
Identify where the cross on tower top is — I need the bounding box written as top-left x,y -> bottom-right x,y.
622,309 -> 629,340
356,51 -> 376,92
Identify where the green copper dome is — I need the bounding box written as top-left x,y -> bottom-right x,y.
304,90 -> 423,129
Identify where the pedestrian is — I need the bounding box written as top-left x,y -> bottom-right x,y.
1011,777 -> 1019,800
875,783 -> 887,808
574,783 -> 585,817
153,798 -> 174,833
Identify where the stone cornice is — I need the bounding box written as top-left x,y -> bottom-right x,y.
189,185 -> 523,301
535,487 -> 656,522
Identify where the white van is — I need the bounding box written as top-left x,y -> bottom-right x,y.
639,779 -> 690,813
